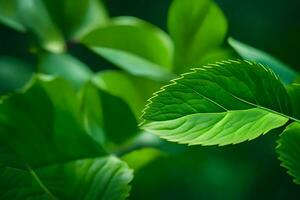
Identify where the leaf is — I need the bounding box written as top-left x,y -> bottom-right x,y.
90,48 -> 175,82
0,75 -> 106,169
80,81 -> 138,145
82,16 -> 174,81
67,0 -> 109,40
286,84 -> 300,119
0,0 -> 25,31
0,76 -> 129,200
228,37 -> 298,84
141,60 -> 293,146
92,70 -> 154,117
0,56 -> 33,94
168,0 -> 227,72
39,53 -> 93,89
17,0 -> 65,53
121,148 -> 163,171
277,122 -> 300,185
0,156 -> 133,200
43,0 -> 108,40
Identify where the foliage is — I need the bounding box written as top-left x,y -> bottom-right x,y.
0,0 -> 299,199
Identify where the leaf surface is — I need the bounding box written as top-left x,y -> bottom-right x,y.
80,81 -> 138,145
0,75 -> 105,169
0,156 -> 133,200
0,76 -> 132,200
82,16 -> 174,81
168,0 -> 227,72
142,60 -> 293,145
39,53 -> 93,89
286,83 -> 300,119
277,122 -> 300,185
0,56 -> 33,94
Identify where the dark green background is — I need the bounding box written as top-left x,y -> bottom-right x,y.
0,0 -> 300,199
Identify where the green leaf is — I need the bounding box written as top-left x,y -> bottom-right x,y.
286,84 -> 300,119
90,48 -> 175,82
67,0 -> 108,40
122,148 -> 163,171
277,122 -> 300,185
43,0 -> 108,40
17,0 -> 65,53
39,53 -> 93,89
0,76 -> 130,199
228,37 -> 298,84
0,75 -> 106,169
80,81 -> 138,145
0,56 -> 33,94
0,0 -> 25,31
92,70 -> 154,118
0,156 -> 133,200
82,16 -> 174,80
168,0 -> 227,72
141,60 -> 293,146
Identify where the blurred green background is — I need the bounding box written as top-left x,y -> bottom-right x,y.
0,0 -> 300,199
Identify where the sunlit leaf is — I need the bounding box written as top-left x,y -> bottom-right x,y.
141,60 -> 293,146
91,48 -> 175,82
228,37 -> 298,84
82,16 -> 174,80
277,122 -> 300,185
168,0 -> 227,72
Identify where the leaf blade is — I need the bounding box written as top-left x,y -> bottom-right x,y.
168,0 -> 227,72
141,60 -> 293,146
277,122 -> 300,185
0,156 -> 133,200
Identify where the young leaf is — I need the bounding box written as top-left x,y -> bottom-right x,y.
0,56 -> 33,94
39,53 -> 93,89
141,60 -> 294,146
0,156 -> 133,200
82,16 -> 174,81
0,75 -> 106,169
228,37 -> 298,84
277,122 -> 300,185
168,0 -> 227,72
